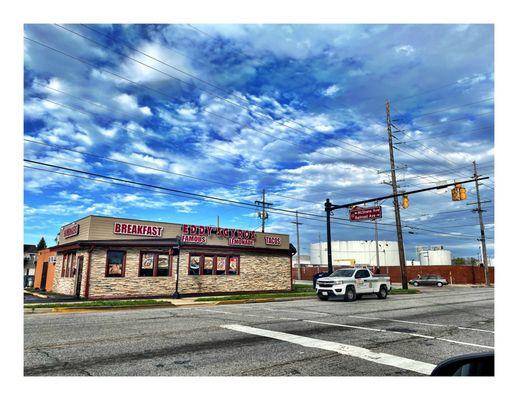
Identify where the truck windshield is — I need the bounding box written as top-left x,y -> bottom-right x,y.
329,269 -> 355,277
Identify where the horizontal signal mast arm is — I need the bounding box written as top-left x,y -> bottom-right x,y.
326,176 -> 489,211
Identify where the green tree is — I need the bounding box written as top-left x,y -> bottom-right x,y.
36,237 -> 47,251
452,257 -> 466,265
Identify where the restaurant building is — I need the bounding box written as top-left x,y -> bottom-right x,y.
51,215 -> 294,299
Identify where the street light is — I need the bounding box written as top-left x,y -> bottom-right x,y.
172,235 -> 182,299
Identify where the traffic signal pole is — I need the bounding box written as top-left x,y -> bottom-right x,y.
473,161 -> 491,287
324,176 -> 489,277
386,100 -> 408,289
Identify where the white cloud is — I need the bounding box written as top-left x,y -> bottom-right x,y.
395,45 -> 415,55
322,84 -> 340,97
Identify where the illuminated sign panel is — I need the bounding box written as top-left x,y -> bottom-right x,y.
63,223 -> 79,239
113,222 -> 164,237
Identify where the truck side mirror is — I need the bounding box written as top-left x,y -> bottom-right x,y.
430,352 -> 494,376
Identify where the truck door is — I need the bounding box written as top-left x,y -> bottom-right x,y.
354,269 -> 371,293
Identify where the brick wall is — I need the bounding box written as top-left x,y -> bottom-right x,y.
54,247 -> 292,299
293,265 -> 495,284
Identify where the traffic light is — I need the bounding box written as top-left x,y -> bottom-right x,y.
451,184 -> 467,201
459,186 -> 467,200
402,194 -> 409,209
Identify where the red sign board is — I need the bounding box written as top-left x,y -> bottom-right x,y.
113,222 -> 164,237
349,206 -> 382,221
264,236 -> 281,246
63,223 -> 79,238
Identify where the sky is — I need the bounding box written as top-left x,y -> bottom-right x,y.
23,23 -> 494,260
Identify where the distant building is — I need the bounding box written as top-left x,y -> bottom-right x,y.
24,244 -> 37,287
293,254 -> 311,268
416,245 -> 452,266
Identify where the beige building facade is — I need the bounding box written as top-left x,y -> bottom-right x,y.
51,215 -> 293,299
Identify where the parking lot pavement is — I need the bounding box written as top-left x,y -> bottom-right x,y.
24,286 -> 494,376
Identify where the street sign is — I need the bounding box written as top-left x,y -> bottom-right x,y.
349,206 -> 382,221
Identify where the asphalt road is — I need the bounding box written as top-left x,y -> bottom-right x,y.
24,286 -> 494,376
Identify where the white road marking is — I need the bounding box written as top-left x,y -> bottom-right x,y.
223,324 -> 436,375
348,315 -> 494,334
304,320 -> 492,349
458,327 -> 495,333
261,307 -> 329,316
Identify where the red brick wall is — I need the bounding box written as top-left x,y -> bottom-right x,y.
292,265 -> 494,284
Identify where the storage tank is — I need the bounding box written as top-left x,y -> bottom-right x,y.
418,246 -> 452,266
309,240 -> 399,266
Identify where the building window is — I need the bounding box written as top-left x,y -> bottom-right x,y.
139,252 -> 171,277
188,254 -> 239,276
189,255 -> 201,275
229,256 -> 239,275
106,250 -> 126,277
61,252 -> 76,278
216,256 -> 227,275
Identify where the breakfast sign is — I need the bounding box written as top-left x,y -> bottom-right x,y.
181,224 -> 282,247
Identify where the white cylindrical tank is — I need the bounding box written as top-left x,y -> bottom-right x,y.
309,240 -> 399,266
419,249 -> 452,266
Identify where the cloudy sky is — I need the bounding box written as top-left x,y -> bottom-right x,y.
23,24 -> 494,259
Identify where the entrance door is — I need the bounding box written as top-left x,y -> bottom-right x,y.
75,256 -> 84,298
40,262 -> 48,291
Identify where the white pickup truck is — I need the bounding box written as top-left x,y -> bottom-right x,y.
315,267 -> 391,302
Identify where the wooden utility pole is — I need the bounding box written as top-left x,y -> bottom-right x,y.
255,189 -> 272,233
473,161 -> 490,287
291,211 -> 303,280
386,100 -> 408,289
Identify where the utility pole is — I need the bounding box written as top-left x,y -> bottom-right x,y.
374,217 -> 380,271
291,211 -> 303,280
386,100 -> 408,289
473,161 -> 490,287
255,189 -> 272,233
318,232 -> 323,266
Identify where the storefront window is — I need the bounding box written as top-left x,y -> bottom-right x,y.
140,253 -> 155,276
61,252 -> 76,278
229,256 -> 239,275
189,255 -> 201,275
188,254 -> 239,276
156,254 -> 170,276
139,252 -> 170,277
216,256 -> 227,275
106,250 -> 125,277
204,256 -> 214,275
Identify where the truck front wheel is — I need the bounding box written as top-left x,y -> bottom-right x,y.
344,286 -> 357,302
317,294 -> 329,301
376,285 -> 388,299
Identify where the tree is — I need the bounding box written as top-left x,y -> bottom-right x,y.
36,237 -> 47,251
452,257 -> 466,265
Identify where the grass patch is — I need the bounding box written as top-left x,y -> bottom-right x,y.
195,291 -> 316,302
292,284 -> 315,292
390,288 -> 419,294
24,299 -> 171,309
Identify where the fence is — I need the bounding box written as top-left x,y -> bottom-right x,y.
292,265 -> 494,285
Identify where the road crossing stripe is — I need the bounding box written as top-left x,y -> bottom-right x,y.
348,315 -> 494,333
222,324 -> 436,375
304,320 -> 492,349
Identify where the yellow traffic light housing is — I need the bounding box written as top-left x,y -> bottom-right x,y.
459,186 -> 467,200
402,194 -> 409,209
452,184 -> 467,201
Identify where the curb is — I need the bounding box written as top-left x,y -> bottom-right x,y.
24,290 -> 48,299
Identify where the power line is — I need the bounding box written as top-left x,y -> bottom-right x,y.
394,97 -> 493,120
24,36 -> 385,170
53,24 -> 388,163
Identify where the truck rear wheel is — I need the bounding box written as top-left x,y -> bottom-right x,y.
376,285 -> 388,299
344,286 -> 357,302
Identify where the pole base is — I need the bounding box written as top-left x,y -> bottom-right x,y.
171,292 -> 181,299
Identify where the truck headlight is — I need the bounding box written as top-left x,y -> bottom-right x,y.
334,280 -> 346,285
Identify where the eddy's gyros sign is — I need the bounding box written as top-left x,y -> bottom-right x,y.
182,224 -> 257,246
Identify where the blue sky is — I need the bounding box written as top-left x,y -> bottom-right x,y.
23,24 -> 494,259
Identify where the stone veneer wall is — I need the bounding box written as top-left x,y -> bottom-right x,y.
52,250 -> 90,296
82,247 -> 292,299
